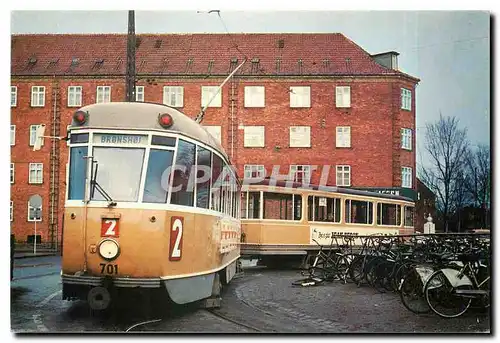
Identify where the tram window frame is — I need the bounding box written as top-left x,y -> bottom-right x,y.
308,195 -> 341,223
262,192 -> 301,221
195,145 -> 211,209
68,146 -> 88,200
245,191 -> 261,219
404,206 -> 415,227
170,139 -> 196,207
211,154 -> 223,212
143,148 -> 175,204
345,199 -> 373,225
376,203 -> 401,226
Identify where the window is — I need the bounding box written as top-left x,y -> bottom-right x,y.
263,192 -> 302,220
289,126 -> 311,147
336,86 -> 351,108
210,154 -> 223,212
68,147 -> 89,200
336,126 -> 351,148
31,86 -> 45,107
96,86 -> 111,103
402,167 -> 412,188
10,201 -> 13,222
30,125 -> 44,147
308,196 -> 341,223
244,165 -> 265,179
170,139 -> 196,207
289,165 -> 311,184
201,86 -> 222,108
163,86 -> 184,107
241,191 -> 261,219
11,86 -> 17,107
377,203 -> 401,226
204,126 -> 222,144
404,206 -> 415,227
142,149 -> 174,203
196,146 -> 212,209
401,88 -> 411,111
290,86 -> 311,108
244,126 -> 265,147
67,86 -> 82,107
244,86 -> 265,107
10,163 -> 14,184
10,125 -> 15,146
29,163 -> 43,184
401,128 -> 412,150
345,199 -> 373,224
336,165 -> 351,186
135,86 -> 144,102
28,201 -> 42,222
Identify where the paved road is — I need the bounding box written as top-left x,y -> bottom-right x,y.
10,257 -> 490,333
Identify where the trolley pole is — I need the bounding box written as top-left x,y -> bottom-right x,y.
34,218 -> 37,255
125,10 -> 136,102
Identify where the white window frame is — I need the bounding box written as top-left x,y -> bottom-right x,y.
289,165 -> 311,183
11,86 -> 17,107
336,86 -> 351,108
201,86 -> 222,108
10,163 -> 14,184
401,128 -> 412,150
10,125 -> 15,146
243,126 -> 265,148
336,165 -> 351,187
29,125 -> 44,147
244,165 -> 265,179
401,88 -> 412,111
290,86 -> 311,108
402,167 -> 412,188
28,202 -> 42,222
336,126 -> 351,148
244,86 -> 265,108
204,125 -> 222,144
31,86 -> 45,107
66,125 -> 71,146
10,201 -> 13,222
163,86 -> 184,107
67,86 -> 83,107
29,163 -> 43,184
96,86 -> 111,103
135,86 -> 144,102
289,126 -> 311,148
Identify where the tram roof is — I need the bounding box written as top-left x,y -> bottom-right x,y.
242,178 -> 415,202
70,102 -> 229,161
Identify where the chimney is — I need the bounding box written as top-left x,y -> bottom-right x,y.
371,51 -> 399,70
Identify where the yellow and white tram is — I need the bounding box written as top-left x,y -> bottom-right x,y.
240,179 -> 415,266
61,102 -> 240,310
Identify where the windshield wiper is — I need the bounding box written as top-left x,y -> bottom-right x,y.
90,161 -> 117,207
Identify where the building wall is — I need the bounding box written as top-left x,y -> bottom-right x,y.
10,75 -> 417,243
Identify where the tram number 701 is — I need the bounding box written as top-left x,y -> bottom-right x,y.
100,263 -> 118,275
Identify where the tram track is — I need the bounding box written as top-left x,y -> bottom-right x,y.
205,309 -> 263,332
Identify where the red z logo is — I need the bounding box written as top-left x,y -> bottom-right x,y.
169,217 -> 183,261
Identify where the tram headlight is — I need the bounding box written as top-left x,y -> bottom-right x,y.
158,113 -> 173,128
98,239 -> 120,261
73,110 -> 87,125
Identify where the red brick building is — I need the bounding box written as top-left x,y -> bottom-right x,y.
10,33 -> 419,246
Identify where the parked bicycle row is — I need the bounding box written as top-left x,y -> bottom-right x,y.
292,233 -> 490,319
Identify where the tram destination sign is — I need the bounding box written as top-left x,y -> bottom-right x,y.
353,187 -> 417,201
93,134 -> 148,145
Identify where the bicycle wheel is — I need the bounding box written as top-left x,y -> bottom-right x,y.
399,267 -> 431,314
424,269 -> 473,318
348,255 -> 366,285
393,261 -> 414,293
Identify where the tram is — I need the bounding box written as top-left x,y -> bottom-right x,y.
240,179 -> 415,267
59,102 -> 240,310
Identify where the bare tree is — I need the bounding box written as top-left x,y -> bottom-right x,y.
465,144 -> 491,228
419,114 -> 470,232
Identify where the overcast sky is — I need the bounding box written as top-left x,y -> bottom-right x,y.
10,10 -> 490,169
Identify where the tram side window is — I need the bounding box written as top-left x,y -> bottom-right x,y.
143,149 -> 174,203
308,196 -> 341,222
263,192 -> 294,220
241,192 -> 248,218
345,199 -> 373,224
294,195 -> 302,220
170,139 -> 196,207
211,155 -> 223,212
196,146 -> 211,209
68,146 -> 88,200
404,206 -> 415,227
377,203 -> 401,226
248,192 -> 260,219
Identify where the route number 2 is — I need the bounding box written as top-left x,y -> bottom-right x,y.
101,219 -> 120,237
169,217 -> 183,261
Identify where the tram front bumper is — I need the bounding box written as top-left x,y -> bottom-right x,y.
61,273 -> 162,288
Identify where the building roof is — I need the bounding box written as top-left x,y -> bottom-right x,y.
11,33 -> 419,81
